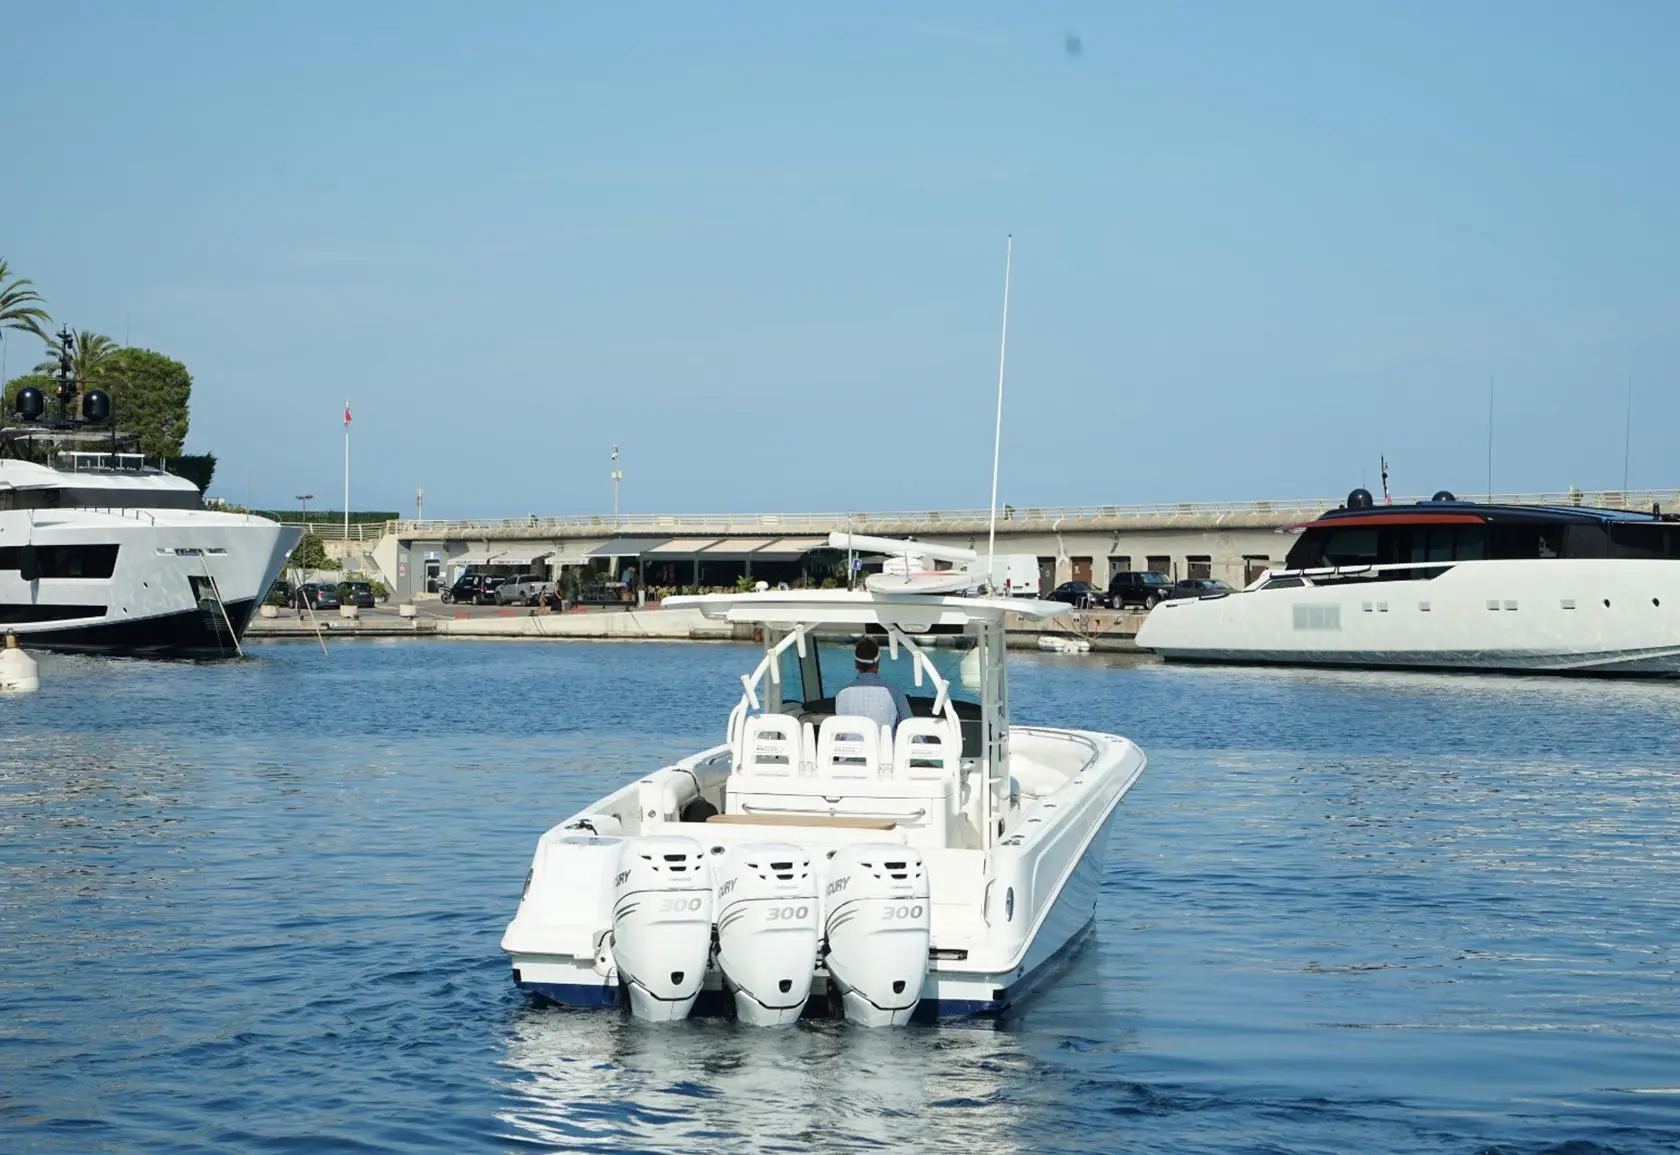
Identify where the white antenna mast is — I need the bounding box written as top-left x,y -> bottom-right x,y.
985,234 -> 1013,589
1622,380 -> 1632,494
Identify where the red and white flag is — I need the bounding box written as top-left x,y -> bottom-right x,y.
344,401 -> 352,428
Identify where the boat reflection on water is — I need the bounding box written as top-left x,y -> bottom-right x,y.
495,1007 -> 1038,1152
494,932 -> 1138,1152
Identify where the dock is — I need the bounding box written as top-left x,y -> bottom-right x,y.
244,604 -> 1148,651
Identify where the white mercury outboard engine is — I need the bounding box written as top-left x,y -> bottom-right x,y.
822,843 -> 931,1026
712,842 -> 820,1026
610,836 -> 714,1021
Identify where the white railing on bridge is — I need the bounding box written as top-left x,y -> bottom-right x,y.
271,519 -> 384,542
381,488 -> 1680,539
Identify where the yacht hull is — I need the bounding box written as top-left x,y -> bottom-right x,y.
0,510 -> 299,658
1137,558 -> 1680,676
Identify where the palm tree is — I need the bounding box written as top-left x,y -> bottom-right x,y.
36,329 -> 121,385
0,259 -> 51,343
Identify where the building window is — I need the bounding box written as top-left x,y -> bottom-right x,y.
1070,556 -> 1093,583
1146,555 -> 1171,577
1186,555 -> 1211,580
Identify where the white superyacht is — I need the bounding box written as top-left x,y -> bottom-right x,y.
1137,488 -> 1680,675
1,391 -> 299,657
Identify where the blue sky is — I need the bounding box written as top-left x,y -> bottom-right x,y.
2,1 -> 1675,517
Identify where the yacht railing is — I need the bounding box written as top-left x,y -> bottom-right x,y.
55,451 -> 165,473
85,506 -> 159,525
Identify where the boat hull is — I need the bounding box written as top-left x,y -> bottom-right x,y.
0,511 -> 298,658
1136,558 -> 1680,676
506,729 -> 1142,1021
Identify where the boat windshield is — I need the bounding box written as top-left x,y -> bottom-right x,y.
776,632 -> 979,713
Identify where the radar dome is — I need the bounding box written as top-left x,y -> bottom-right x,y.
1346,488 -> 1375,511
82,389 -> 111,423
15,387 -> 44,421
1431,490 -> 1456,503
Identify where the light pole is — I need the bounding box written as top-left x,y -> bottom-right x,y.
295,493 -> 313,531
610,445 -> 622,525
415,486 -> 424,521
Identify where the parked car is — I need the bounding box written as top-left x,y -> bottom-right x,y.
1046,580 -> 1105,609
1107,570 -> 1176,609
472,575 -> 510,604
292,581 -> 341,611
496,573 -> 553,606
442,573 -> 507,605
1167,577 -> 1236,600
335,579 -> 378,609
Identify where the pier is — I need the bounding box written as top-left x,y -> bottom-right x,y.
246,602 -> 1152,651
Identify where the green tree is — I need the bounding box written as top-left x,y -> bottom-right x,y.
289,532 -> 337,571
35,329 -> 120,385
0,259 -> 50,343
2,372 -> 55,418
105,347 -> 192,457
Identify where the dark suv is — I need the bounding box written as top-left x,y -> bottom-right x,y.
1107,570 -> 1176,609
442,573 -> 507,605
1046,580 -> 1105,609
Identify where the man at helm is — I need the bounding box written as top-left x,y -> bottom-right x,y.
835,635 -> 911,733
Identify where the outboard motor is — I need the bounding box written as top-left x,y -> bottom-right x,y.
712,843 -> 819,1026
822,844 -> 931,1027
610,836 -> 714,1021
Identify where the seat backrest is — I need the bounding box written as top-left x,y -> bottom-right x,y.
739,714 -> 801,776
893,717 -> 960,781
816,715 -> 885,779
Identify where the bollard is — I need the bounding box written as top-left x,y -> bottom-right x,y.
398,603 -> 417,619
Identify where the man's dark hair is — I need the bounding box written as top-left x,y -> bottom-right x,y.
854,636 -> 881,668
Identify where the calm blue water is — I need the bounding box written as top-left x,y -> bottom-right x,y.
2,639 -> 1678,1154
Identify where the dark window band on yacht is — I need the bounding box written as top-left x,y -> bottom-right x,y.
0,604 -> 108,623
0,488 -> 201,512
0,544 -> 121,579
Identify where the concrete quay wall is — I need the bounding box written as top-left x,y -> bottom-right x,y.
246,607 -> 1144,650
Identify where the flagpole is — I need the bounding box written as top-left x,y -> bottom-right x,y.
343,400 -> 350,544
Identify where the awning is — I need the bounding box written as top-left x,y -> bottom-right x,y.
650,537 -> 721,553
696,537 -> 775,560
545,546 -> 595,568
585,537 -> 669,558
452,552 -> 490,567
752,536 -> 830,560
485,550 -> 548,568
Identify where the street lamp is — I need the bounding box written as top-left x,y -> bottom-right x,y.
610,445 -> 622,524
295,493 -> 313,529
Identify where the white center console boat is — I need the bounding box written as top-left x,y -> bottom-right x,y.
501,584 -> 1147,1025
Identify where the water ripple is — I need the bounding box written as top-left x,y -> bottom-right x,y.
1,644 -> 1677,1152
